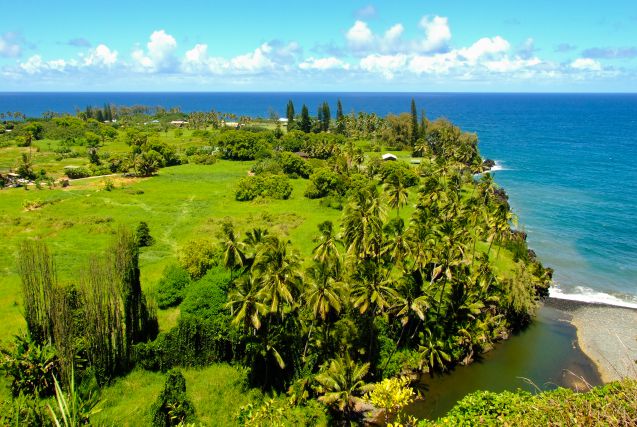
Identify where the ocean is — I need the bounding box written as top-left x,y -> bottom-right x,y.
2,92 -> 636,306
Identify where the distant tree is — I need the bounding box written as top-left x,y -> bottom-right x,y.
299,104 -> 312,133
419,109 -> 428,138
335,99 -> 345,134
321,102 -> 331,132
410,98 -> 418,144
134,150 -> 162,177
16,153 -> 36,180
317,105 -> 324,132
286,100 -> 295,131
136,221 -> 154,247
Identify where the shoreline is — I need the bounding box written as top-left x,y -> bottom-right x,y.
544,297 -> 637,383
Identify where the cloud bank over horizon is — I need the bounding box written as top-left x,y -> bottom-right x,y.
1,7 -> 635,91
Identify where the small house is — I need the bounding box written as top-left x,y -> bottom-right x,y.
382,153 -> 397,161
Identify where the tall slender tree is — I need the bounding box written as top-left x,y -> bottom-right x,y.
286,100 -> 295,131
410,98 -> 418,144
336,99 -> 345,135
322,102 -> 331,132
299,104 -> 312,133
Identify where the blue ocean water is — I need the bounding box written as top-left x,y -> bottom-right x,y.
2,92 -> 636,305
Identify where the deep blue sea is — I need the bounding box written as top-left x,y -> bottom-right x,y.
2,92 -> 636,306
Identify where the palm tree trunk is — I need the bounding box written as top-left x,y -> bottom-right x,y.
302,321 -> 314,359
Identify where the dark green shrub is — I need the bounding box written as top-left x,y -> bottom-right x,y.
0,334 -> 59,397
156,265 -> 191,309
150,369 -> 195,427
215,130 -> 272,160
188,154 -> 217,165
180,267 -> 229,318
136,221 -> 154,247
378,161 -> 420,187
278,152 -> 312,178
304,168 -> 346,199
235,175 -> 292,201
64,166 -> 91,179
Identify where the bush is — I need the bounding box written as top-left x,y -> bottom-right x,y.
0,334 -> 59,397
180,267 -> 229,318
278,152 -> 312,178
156,265 -> 191,309
304,168 -> 347,199
64,166 -> 91,179
136,221 -> 154,247
188,154 -> 217,165
179,239 -> 217,279
150,369 -> 196,427
378,161 -> 420,187
235,175 -> 292,201
215,130 -> 272,160
419,380 -> 637,426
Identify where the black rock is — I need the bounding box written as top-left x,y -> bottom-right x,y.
482,159 -> 496,170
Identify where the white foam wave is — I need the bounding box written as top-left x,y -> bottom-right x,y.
489,160 -> 506,172
550,286 -> 637,309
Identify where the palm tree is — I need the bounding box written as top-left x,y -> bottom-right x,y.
384,170 -> 409,217
253,235 -> 303,316
312,221 -> 342,265
227,274 -> 267,332
342,185 -> 386,262
418,328 -> 451,376
350,263 -> 399,315
381,218 -> 413,269
220,223 -> 247,279
304,261 -> 346,322
315,355 -> 371,419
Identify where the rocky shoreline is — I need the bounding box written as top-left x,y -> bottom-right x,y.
545,297 -> 637,383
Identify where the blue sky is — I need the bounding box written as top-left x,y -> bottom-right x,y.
1,0 -> 636,91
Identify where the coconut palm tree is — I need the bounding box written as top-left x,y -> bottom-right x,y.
381,218 -> 413,269
220,223 -> 247,279
253,235 -> 303,316
418,328 -> 451,376
227,274 -> 267,332
304,261 -> 346,322
384,170 -> 410,217
350,263 -> 399,316
312,221 -> 342,266
342,185 -> 386,263
315,355 -> 370,419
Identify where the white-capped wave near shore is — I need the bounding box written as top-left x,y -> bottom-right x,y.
550,285 -> 637,309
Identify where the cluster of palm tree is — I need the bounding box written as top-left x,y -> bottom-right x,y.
216,158 -> 551,418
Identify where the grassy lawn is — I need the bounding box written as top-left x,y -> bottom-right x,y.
94,364 -> 262,427
0,161 -> 347,341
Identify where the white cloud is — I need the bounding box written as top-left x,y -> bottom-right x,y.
230,43 -> 274,72
19,55 -> 72,74
346,20 -> 374,49
571,58 -> 602,71
418,16 -> 451,52
182,44 -> 226,74
132,30 -> 178,72
458,36 -> 510,63
299,57 -> 350,70
408,52 -> 459,75
20,55 -> 45,74
83,44 -> 118,67
484,57 -> 542,73
360,54 -> 407,79
0,32 -> 22,58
